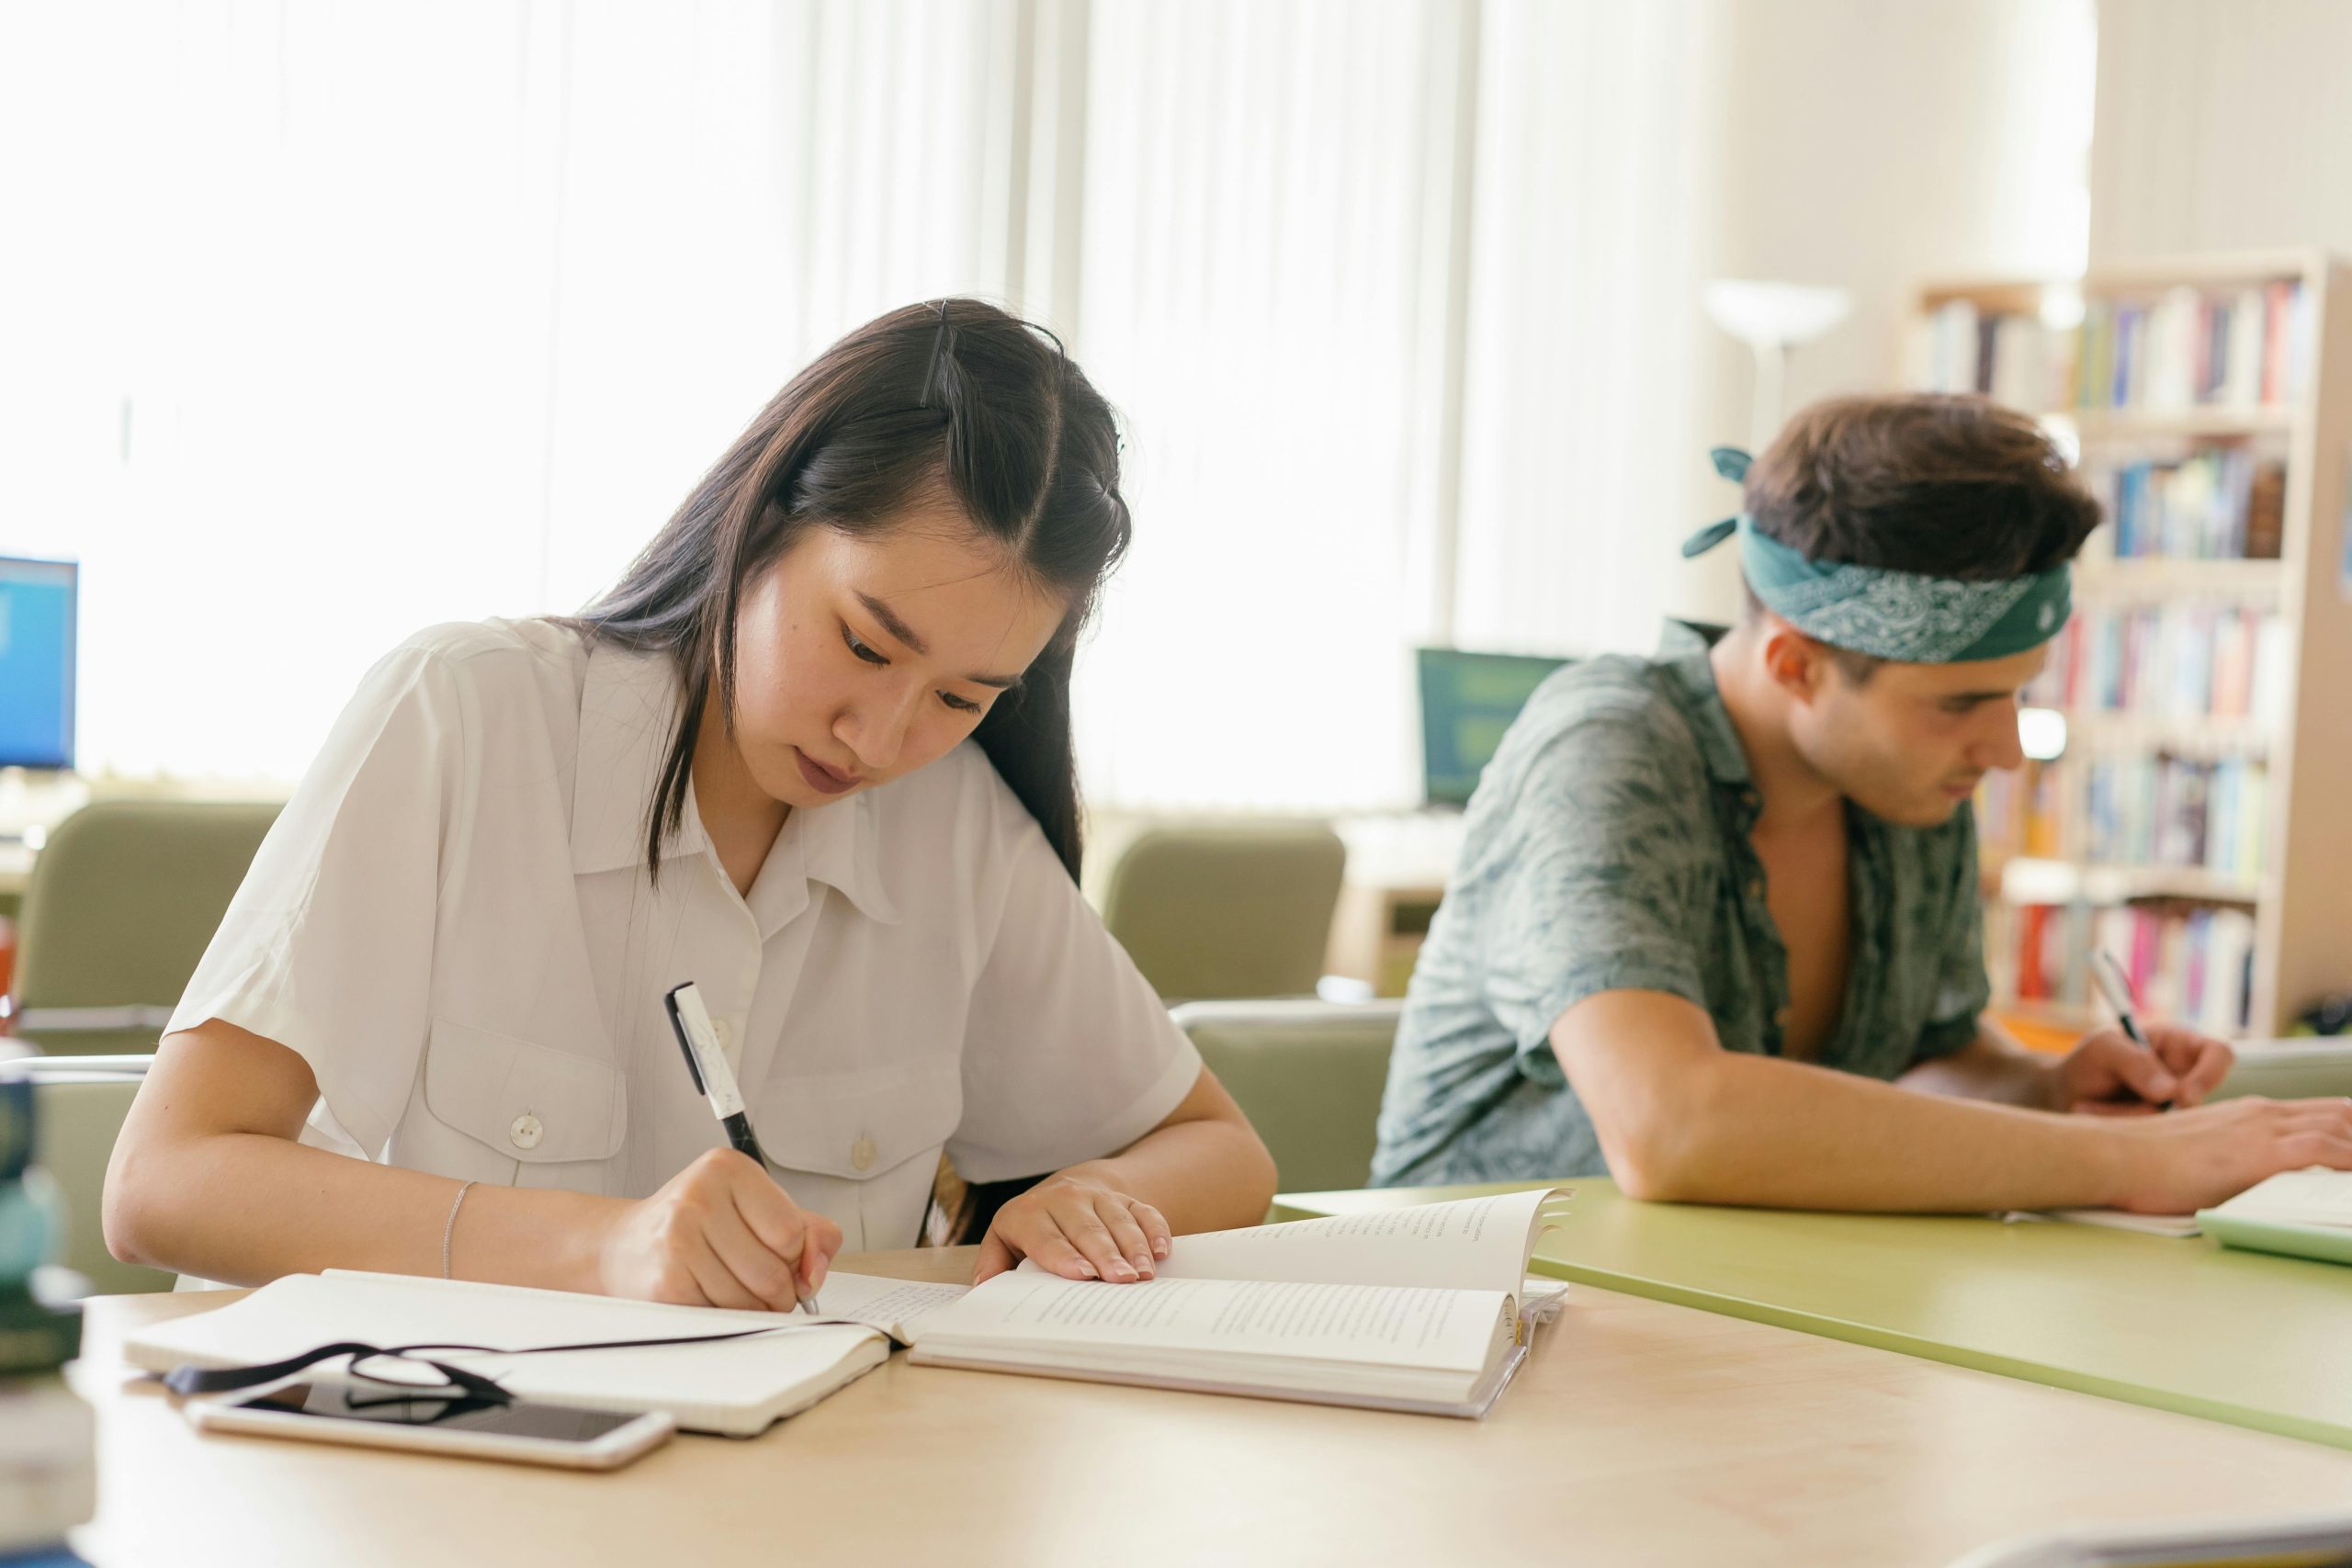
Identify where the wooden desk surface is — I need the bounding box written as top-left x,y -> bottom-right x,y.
68,1247 -> 2352,1567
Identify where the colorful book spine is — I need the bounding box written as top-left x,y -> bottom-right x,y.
2029,604 -> 2287,726
2005,901 -> 2256,1034
2079,448 -> 2286,561
1919,281 -> 2304,412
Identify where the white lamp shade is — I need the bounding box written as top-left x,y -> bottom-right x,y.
1702,279 -> 1853,349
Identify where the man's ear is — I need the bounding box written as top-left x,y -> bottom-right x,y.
1757,616 -> 1829,705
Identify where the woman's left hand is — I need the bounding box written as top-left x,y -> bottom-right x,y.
974,1168 -> 1172,1284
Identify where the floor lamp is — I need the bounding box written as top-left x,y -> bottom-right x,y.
1701,279 -> 1852,449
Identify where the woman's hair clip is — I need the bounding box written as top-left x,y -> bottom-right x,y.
1710,446 -> 1753,483
919,299 -> 955,409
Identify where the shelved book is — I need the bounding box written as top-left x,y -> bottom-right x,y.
2030,602 -> 2290,725
1988,898 -> 2254,1035
1917,281 -> 2308,411
906,1187 -> 1572,1417
2079,447 -> 2285,561
1978,754 -> 2268,885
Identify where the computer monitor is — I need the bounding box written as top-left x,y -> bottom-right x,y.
0,557 -> 78,771
1417,646 -> 1570,808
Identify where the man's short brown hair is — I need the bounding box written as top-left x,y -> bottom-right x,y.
1736,395 -> 2102,680
1745,393 -> 2101,581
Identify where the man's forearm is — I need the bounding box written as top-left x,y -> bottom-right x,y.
1618,1050 -> 2127,1212
1896,1027 -> 2058,1109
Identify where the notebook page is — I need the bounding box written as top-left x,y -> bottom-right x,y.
2214,1168 -> 2352,1229
1150,1188 -> 1569,1295
123,1270 -> 886,1431
812,1272 -> 969,1342
912,1270 -> 1510,1376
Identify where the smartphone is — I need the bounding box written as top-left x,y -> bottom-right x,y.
185,1382 -> 675,1471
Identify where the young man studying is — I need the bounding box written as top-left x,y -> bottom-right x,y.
1372,394 -> 2352,1214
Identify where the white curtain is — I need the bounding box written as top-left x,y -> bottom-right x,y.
0,1 -> 1012,779
2,0 -> 2098,807
1448,0 -> 1726,660
1066,0 -> 1456,811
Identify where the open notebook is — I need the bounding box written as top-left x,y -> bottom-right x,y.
902,1187 -> 1573,1417
122,1269 -> 967,1437
2196,1168 -> 2352,1265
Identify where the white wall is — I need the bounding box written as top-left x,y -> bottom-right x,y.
1670,0 -> 2098,625
2091,0 -> 2352,261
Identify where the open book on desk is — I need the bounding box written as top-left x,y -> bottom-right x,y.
901,1187 -> 1573,1417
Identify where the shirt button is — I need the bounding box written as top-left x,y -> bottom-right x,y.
509,1112 -> 544,1151
1774,1006 -> 1792,1027
850,1134 -> 876,1172
1747,879 -> 1765,900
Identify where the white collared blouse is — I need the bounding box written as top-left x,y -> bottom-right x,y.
170,618 -> 1202,1252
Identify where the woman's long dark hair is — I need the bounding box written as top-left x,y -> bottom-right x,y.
573,299 -> 1131,884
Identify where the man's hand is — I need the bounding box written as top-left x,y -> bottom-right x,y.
2054,1024 -> 2233,1115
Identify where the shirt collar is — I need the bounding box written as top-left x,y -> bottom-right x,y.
571,641 -> 697,875
786,787 -> 901,928
1654,619 -> 1760,796
570,639 -> 901,926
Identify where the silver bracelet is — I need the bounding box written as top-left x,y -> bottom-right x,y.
441,1180 -> 478,1280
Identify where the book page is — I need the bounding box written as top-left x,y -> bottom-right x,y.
2215,1168 -> 2352,1229
1149,1188 -> 1569,1295
2006,1208 -> 2200,1237
915,1271 -> 1510,1375
810,1272 -> 969,1343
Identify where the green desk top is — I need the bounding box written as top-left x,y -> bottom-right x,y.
1273,1180 -> 2352,1450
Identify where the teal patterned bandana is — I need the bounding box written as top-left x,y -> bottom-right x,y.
1681,446 -> 2072,664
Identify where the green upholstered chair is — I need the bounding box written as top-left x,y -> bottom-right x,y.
17,1055 -> 174,1296
1099,822 -> 1347,1004
1174,999 -> 1400,1194
11,800 -> 280,1055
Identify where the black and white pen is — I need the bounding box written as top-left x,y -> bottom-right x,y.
2091,949 -> 2172,1111
663,980 -> 822,1315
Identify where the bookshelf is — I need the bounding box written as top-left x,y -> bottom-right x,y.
1911,251 -> 2352,1039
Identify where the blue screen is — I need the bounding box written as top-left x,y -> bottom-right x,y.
0,558 -> 77,770
1418,647 -> 1570,807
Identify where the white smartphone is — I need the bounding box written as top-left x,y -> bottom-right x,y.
185,1382 -> 676,1471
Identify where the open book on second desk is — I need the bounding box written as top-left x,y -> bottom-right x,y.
902,1186 -> 1572,1416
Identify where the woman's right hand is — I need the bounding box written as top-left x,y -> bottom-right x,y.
2107,1095 -> 2352,1213
594,1149 -> 842,1311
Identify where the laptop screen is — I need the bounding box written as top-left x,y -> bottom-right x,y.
0,556 -> 78,771
1417,647 -> 1569,808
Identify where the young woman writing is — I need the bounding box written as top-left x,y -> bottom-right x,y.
105,300 -> 1277,1309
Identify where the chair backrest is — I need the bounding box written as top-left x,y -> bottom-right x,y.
1173,998 -> 1400,1194
19,1055 -> 173,1295
1100,823 -> 1347,1002
14,800 -> 280,1055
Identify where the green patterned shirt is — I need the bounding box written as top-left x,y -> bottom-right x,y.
1370,622 -> 1990,1188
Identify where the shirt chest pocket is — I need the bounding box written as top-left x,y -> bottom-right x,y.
752,1063 -> 962,1183
423,1018 -> 629,1165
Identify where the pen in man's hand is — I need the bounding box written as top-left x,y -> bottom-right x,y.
2090,949 -> 2173,1112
